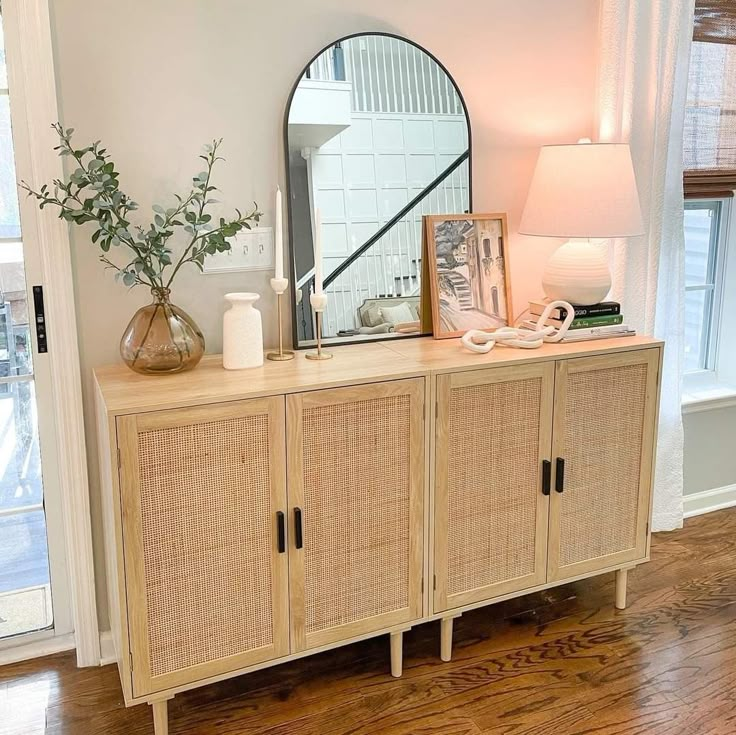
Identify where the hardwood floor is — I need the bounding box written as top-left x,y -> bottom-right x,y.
2,508 -> 735,735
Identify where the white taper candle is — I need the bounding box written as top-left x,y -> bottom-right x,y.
314,208 -> 323,295
274,186 -> 283,280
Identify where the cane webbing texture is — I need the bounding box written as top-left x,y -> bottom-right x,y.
559,364 -> 647,568
446,378 -> 543,596
137,414 -> 274,677
302,394 -> 411,634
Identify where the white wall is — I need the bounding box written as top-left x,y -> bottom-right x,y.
48,0 -> 598,629
683,407 -> 736,494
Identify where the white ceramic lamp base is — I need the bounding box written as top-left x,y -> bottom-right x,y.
541,239 -> 611,306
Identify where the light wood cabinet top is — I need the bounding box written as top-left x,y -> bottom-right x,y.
94,335 -> 663,416
382,334 -> 662,372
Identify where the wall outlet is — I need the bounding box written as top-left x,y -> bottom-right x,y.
202,226 -> 274,273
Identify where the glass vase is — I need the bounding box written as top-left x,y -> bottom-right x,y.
120,288 -> 205,375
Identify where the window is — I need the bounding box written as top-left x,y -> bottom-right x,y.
682,3 -> 736,405
683,199 -> 726,373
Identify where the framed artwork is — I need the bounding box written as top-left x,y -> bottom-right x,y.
424,213 -> 512,339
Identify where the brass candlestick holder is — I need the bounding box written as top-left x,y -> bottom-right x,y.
305,292 -> 333,361
266,278 -> 295,361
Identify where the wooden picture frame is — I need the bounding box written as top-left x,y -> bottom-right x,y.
424,213 -> 512,339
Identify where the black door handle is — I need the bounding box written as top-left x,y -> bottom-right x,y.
32,286 -> 48,353
555,457 -> 565,493
542,460 -> 551,496
276,511 -> 286,553
294,507 -> 303,549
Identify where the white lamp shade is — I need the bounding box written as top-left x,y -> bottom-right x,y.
519,143 -> 645,239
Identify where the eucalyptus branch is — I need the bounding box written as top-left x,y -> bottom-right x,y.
21,125 -> 262,293
164,142 -> 218,288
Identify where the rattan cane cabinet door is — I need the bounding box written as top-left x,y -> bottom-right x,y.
433,364 -> 554,612
117,398 -> 289,697
287,379 -> 424,652
547,349 -> 660,582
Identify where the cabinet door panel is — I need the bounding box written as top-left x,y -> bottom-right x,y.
287,379 -> 424,652
118,398 -> 289,697
548,349 -> 660,582
434,364 -> 554,613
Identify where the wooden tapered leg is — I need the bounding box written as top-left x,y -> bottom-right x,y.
390,631 -> 403,678
151,699 -> 170,735
615,568 -> 628,610
440,617 -> 454,662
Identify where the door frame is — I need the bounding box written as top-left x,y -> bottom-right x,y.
2,0 -> 100,665
433,363 -> 554,612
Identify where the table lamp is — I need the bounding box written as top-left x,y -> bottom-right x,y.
519,139 -> 644,306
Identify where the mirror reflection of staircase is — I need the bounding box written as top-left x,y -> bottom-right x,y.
287,35 -> 471,346
294,150 -> 470,340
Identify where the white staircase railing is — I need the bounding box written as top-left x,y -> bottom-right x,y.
308,37 -> 462,116
322,157 -> 469,336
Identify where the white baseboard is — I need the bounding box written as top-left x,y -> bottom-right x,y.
99,630 -> 116,666
684,484 -> 736,519
0,632 -> 75,666
0,631 -> 116,668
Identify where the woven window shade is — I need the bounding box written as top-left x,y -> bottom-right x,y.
685,3 -> 736,196
693,1 -> 736,45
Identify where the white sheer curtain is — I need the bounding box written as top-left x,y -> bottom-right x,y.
596,0 -> 695,531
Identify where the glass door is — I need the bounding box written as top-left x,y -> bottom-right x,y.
0,11 -> 71,646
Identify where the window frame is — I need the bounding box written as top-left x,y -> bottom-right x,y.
684,197 -> 729,377
683,194 -> 736,403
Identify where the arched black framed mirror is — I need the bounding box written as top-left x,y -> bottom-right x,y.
284,32 -> 472,348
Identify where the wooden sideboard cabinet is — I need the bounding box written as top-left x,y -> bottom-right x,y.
430,347 -> 660,660
95,336 -> 662,734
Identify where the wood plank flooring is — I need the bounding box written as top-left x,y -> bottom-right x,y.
1,508 -> 735,735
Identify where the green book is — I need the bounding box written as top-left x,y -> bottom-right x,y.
568,314 -> 624,329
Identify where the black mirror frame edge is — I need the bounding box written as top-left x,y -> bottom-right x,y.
283,31 -> 473,350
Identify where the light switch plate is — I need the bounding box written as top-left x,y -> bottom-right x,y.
202,226 -> 274,273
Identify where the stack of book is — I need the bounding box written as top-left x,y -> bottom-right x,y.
522,300 -> 636,342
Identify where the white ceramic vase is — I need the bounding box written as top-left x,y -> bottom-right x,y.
222,292 -> 264,370
542,239 -> 611,306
